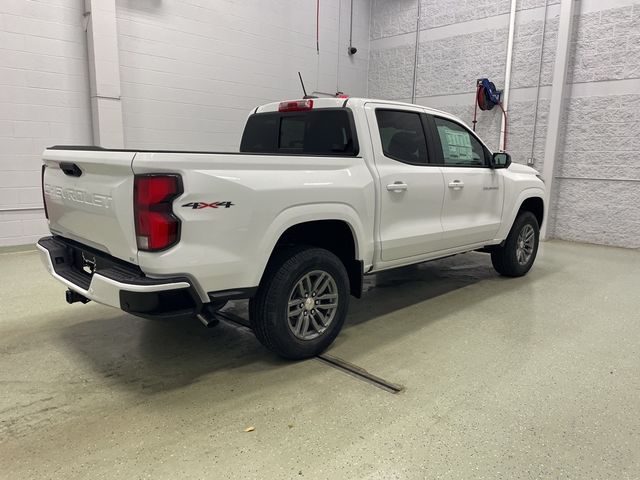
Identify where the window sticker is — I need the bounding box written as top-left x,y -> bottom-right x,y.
438,126 -> 473,162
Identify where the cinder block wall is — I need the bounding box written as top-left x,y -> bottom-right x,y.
2,0 -> 635,248
551,5 -> 640,247
369,0 -> 640,248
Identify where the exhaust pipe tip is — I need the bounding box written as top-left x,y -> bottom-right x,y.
66,289 -> 90,304
196,303 -> 222,328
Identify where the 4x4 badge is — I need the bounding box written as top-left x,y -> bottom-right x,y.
182,201 -> 234,209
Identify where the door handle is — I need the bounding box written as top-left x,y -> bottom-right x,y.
448,180 -> 464,190
60,162 -> 82,177
386,181 -> 408,192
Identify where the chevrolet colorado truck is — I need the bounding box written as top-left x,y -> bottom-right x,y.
38,97 -> 545,359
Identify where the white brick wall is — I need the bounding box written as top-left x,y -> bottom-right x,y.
116,0 -> 372,150
0,0 -> 93,246
0,0 -> 371,246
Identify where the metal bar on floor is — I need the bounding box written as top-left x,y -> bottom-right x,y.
316,354 -> 404,394
217,310 -> 404,394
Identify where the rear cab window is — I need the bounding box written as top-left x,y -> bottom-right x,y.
240,108 -> 358,156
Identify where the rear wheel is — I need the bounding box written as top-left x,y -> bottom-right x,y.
491,211 -> 539,277
249,246 -> 350,359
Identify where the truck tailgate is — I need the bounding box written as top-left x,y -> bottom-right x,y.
42,148 -> 138,263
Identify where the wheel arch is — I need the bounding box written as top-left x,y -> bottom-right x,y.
254,205 -> 371,298
495,188 -> 545,241
518,196 -> 544,228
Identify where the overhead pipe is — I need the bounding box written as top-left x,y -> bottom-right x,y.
499,0 -> 518,152
315,0 -> 321,90
336,0 -> 342,92
316,0 -> 320,54
528,0 -> 549,165
410,0 -> 421,103
348,0 -> 357,55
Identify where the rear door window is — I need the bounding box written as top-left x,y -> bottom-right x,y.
375,109 -> 429,165
240,109 -> 358,155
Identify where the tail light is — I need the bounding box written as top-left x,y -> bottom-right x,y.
41,164 -> 48,219
134,174 -> 182,251
278,99 -> 313,112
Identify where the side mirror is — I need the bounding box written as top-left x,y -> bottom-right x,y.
491,152 -> 511,169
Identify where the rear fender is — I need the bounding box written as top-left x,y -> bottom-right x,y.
252,204 -> 371,288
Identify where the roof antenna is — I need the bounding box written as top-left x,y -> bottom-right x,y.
300,70 -> 346,99
298,72 -> 316,99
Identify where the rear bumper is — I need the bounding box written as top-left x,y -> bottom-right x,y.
37,236 -> 202,320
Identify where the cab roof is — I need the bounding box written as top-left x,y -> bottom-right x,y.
254,97 -> 464,124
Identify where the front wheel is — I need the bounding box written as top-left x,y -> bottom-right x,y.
249,246 -> 350,359
491,211 -> 540,277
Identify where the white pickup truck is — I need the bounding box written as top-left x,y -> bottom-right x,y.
38,97 -> 545,359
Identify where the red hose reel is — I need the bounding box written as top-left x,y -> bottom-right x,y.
472,78 -> 508,150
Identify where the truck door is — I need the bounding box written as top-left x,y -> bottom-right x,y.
365,103 -> 446,262
426,114 -> 504,246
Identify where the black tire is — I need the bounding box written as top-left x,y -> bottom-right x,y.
491,211 -> 540,277
249,246 -> 350,360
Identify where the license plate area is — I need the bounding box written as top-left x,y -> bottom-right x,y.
40,240 -> 94,291
71,248 -> 97,277
40,237 -> 107,290
40,236 -> 149,290
56,244 -> 94,290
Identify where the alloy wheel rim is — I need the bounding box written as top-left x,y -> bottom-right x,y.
516,224 -> 535,265
287,270 -> 339,341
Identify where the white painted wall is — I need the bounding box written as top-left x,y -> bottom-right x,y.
0,0 -> 93,247
0,0 -> 371,246
116,0 -> 371,150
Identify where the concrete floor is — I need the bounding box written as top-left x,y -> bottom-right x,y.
1,241 -> 639,479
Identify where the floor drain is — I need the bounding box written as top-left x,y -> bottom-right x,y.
316,354 -> 404,394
